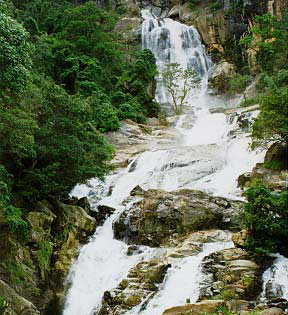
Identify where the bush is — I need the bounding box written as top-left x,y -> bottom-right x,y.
0,12 -> 33,98
252,85 -> 288,146
238,97 -> 260,108
228,74 -> 252,95
90,100 -> 120,132
241,181 -> 288,257
4,206 -> 29,240
118,102 -> 146,124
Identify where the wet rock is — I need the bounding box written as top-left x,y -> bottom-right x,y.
77,196 -> 91,212
232,230 -> 248,248
51,200 -> 96,240
91,205 -> 116,225
26,210 -> 55,243
114,188 -> 241,246
259,307 -> 285,315
200,248 -> 261,301
267,298 -> 288,310
95,259 -> 170,315
251,163 -> 288,191
130,185 -> 146,196
237,172 -> 252,188
168,4 -> 180,18
226,300 -> 251,313
127,245 -> 144,256
208,61 -> 236,94
162,300 -> 225,315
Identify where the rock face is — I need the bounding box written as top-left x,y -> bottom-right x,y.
238,142 -> 288,191
200,248 -> 261,301
0,198 -> 97,314
168,0 -> 287,63
114,188 -> 241,246
0,280 -> 40,315
95,259 -> 170,315
208,61 -> 236,93
94,230 -> 231,315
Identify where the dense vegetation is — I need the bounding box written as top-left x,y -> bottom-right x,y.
241,182 -> 288,257
240,12 -> 288,258
0,0 -> 158,236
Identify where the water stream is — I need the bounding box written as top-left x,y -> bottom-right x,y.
62,8 -> 273,315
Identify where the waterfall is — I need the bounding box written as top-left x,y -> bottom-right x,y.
62,8 -> 267,315
261,255 -> 288,304
127,240 -> 234,315
141,9 -> 211,104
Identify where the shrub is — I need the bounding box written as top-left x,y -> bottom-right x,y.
4,206 -> 28,240
118,102 -> 146,124
240,181 -> 288,257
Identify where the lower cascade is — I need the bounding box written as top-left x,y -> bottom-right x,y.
62,7 -> 286,315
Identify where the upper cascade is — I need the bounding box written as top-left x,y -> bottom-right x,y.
141,9 -> 211,104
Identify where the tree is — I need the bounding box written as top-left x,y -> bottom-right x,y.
241,181 -> 288,257
0,12 -> 33,99
251,73 -> 288,147
161,63 -> 200,114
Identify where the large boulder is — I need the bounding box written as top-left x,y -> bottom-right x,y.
200,248 -> 261,301
95,259 -> 170,315
208,61 -> 236,93
114,188 -> 241,246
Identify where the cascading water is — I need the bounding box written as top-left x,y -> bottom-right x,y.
63,8 -> 267,315
141,9 -> 211,103
261,254 -> 288,304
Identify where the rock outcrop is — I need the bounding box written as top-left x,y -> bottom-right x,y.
114,188 -> 242,246
0,198 -> 97,314
238,142 -> 288,191
200,248 -> 261,301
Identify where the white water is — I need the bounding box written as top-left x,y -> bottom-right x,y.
63,8 -> 266,315
128,241 -> 234,315
261,254 -> 288,302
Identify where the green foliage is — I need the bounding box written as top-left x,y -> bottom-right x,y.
3,206 -> 28,240
0,260 -> 33,287
188,0 -> 201,10
209,1 -> 222,13
15,78 -> 114,200
0,295 -> 7,314
251,85 -> 288,146
241,181 -> 288,257
263,160 -> 285,170
0,12 -> 33,99
227,74 -> 252,95
238,97 -> 259,108
35,240 -> 53,280
241,13 -> 288,73
0,0 -> 158,210
89,96 -> 120,132
161,63 -> 200,114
